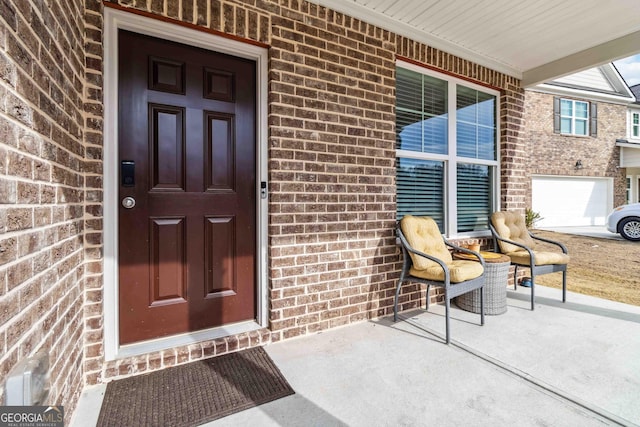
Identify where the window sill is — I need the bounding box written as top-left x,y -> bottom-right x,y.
559,133 -> 591,139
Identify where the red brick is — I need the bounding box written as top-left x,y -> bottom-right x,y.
0,1 -> 528,418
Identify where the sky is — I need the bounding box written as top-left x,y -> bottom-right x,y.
614,54 -> 640,87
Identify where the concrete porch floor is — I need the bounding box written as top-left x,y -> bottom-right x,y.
72,285 -> 640,426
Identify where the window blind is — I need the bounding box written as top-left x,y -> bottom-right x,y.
457,164 -> 491,232
396,67 -> 448,155
396,158 -> 444,228
395,62 -> 498,235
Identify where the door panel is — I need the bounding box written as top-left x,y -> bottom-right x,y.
118,30 -> 257,344
150,104 -> 185,190
149,217 -> 186,306
205,112 -> 235,191
204,216 -> 235,296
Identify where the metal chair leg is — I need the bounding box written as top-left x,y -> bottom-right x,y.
445,295 -> 451,344
530,270 -> 535,311
393,270 -> 407,322
393,282 -> 403,322
425,284 -> 431,310
480,286 -> 485,326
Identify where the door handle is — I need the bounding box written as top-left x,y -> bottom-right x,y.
122,197 -> 136,209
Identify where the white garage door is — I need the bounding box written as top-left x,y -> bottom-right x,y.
531,176 -> 612,227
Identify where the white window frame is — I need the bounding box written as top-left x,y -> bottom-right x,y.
560,98 -> 589,136
395,60 -> 500,238
629,110 -> 640,141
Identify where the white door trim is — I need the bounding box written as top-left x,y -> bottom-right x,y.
103,8 -> 269,361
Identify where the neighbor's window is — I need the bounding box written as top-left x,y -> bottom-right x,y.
554,97 -> 597,137
561,99 -> 588,135
396,64 -> 499,235
632,112 -> 640,138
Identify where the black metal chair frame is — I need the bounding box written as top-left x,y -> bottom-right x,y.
394,223 -> 486,344
489,223 -> 568,311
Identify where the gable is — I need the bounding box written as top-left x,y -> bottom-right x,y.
553,68 -> 615,92
529,64 -> 635,104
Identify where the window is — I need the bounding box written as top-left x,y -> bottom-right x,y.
553,97 -> 597,136
627,177 -> 632,204
561,99 -> 588,135
396,63 -> 499,235
631,112 -> 640,138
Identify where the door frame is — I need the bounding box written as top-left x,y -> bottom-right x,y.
103,8 -> 269,361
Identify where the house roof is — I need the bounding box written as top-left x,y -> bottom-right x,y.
630,84 -> 640,105
312,0 -> 640,87
531,64 -> 636,104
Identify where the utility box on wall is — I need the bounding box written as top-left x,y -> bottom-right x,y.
3,352 -> 50,405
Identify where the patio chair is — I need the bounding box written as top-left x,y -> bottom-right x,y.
489,211 -> 570,310
394,215 -> 486,344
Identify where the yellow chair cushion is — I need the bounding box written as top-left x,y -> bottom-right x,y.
400,215 -> 452,270
400,215 -> 484,283
507,250 -> 570,266
491,211 -> 535,254
491,211 -> 570,266
410,260 -> 484,283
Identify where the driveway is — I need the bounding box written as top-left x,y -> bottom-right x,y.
539,226 -> 624,240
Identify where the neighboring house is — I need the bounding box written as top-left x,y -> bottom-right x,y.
619,83 -> 640,204
0,0 -> 638,422
524,64 -> 635,227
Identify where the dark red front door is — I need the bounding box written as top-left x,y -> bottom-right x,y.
117,30 -> 257,344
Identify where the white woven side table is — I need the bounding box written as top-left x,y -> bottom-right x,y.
454,252 -> 510,315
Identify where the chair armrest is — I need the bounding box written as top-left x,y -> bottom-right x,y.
444,239 -> 486,270
529,232 -> 568,254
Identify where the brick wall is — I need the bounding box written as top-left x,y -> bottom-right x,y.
1,0 -> 527,417
0,0 -> 86,416
82,0 -> 107,388
524,90 -> 627,207
267,5 -> 398,339
78,0 -> 526,386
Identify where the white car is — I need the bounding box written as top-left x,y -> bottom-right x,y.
606,203 -> 640,241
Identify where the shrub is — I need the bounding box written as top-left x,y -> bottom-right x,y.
525,208 -> 542,229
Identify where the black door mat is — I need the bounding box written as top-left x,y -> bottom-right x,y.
96,346 -> 294,426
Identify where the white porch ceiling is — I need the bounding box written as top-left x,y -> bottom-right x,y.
313,0 -> 640,87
